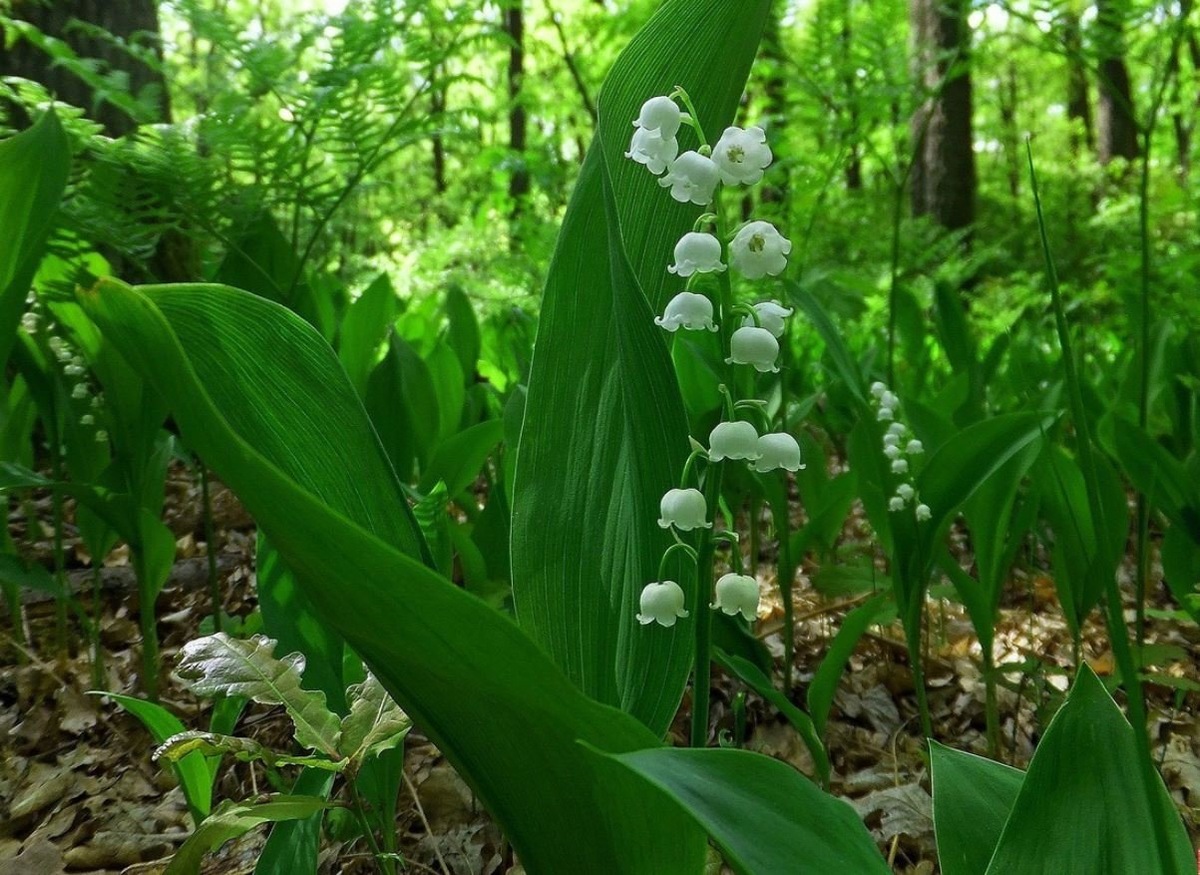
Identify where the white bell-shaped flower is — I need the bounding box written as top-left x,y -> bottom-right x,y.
883,432 -> 900,448
915,503 -> 932,522
877,406 -> 895,422
888,495 -> 906,512
729,221 -> 792,279
879,390 -> 899,410
906,439 -> 925,455
891,458 -> 909,474
712,126 -> 773,186
711,572 -> 759,622
725,326 -> 779,373
708,421 -> 761,462
896,483 -> 915,502
883,444 -> 902,460
625,126 -> 678,175
633,95 -> 683,139
870,381 -> 888,398
659,151 -> 720,205
741,300 -> 793,339
658,487 -> 711,531
668,232 -> 726,277
637,580 -> 689,627
887,422 -> 907,437
752,433 -> 804,473
655,292 -> 717,332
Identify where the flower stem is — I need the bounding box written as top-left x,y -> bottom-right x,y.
690,460 -> 723,748
670,86 -> 709,148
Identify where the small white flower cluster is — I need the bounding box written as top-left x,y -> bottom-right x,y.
631,92 -> 802,628
871,382 -> 930,521
41,314 -> 108,444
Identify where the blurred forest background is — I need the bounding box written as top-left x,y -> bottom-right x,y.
1,0 -> 1196,358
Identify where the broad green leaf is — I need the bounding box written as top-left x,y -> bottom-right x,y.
81,278 -> 705,873
254,768 -> 335,875
145,284 -> 428,562
597,747 -> 890,875
164,795 -> 330,875
339,673 -> 411,766
512,0 -> 771,735
917,412 -> 1053,540
102,693 -> 213,822
445,285 -> 481,379
413,481 -> 453,576
338,274 -> 397,395
1110,417 -> 1199,539
154,731 -> 345,771
176,633 -> 342,759
427,340 -> 465,443
929,742 -> 1023,875
418,419 -> 503,497
985,666 -> 1192,875
0,111 -> 70,369
0,553 -> 62,598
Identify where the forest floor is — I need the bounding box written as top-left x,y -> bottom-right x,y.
2,465 -> 1199,874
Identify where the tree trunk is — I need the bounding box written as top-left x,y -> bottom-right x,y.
841,1 -> 863,191
0,0 -> 169,136
1064,8 -> 1095,153
1095,0 -> 1139,164
757,5 -> 788,207
505,0 -> 529,231
909,0 -> 976,232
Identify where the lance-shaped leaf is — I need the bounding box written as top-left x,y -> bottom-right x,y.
339,673 -> 412,766
512,0 -> 772,735
164,795 -> 330,875
154,731 -> 346,772
176,634 -> 341,760
0,111 -> 70,370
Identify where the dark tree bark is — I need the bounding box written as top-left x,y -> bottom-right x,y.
1165,0 -> 1197,183
1064,8 -> 1095,153
0,0 -> 169,136
1095,0 -> 1139,164
430,65 -> 448,197
909,0 -> 976,232
841,0 -> 863,191
504,0 -> 529,228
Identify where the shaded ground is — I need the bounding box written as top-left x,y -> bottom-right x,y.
2,465 -> 1198,873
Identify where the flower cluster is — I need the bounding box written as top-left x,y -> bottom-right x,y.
23,294 -> 109,444
628,91 -> 800,628
870,382 -> 929,521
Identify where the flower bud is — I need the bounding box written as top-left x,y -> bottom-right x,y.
633,96 -> 683,139
668,232 -> 726,277
655,292 -> 717,332
708,421 -> 761,462
741,301 -> 793,339
725,326 -> 779,373
711,573 -> 760,622
625,126 -> 678,175
752,433 -> 804,473
659,151 -> 719,205
637,580 -> 689,627
658,488 -> 711,531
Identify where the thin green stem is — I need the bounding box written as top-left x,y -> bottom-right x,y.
670,86 -> 709,149
199,464 -> 222,634
690,461 -> 723,749
657,542 -> 699,582
134,546 -> 160,702
348,781 -> 395,875
982,645 -> 1000,760
91,564 -> 105,690
50,445 -> 67,658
